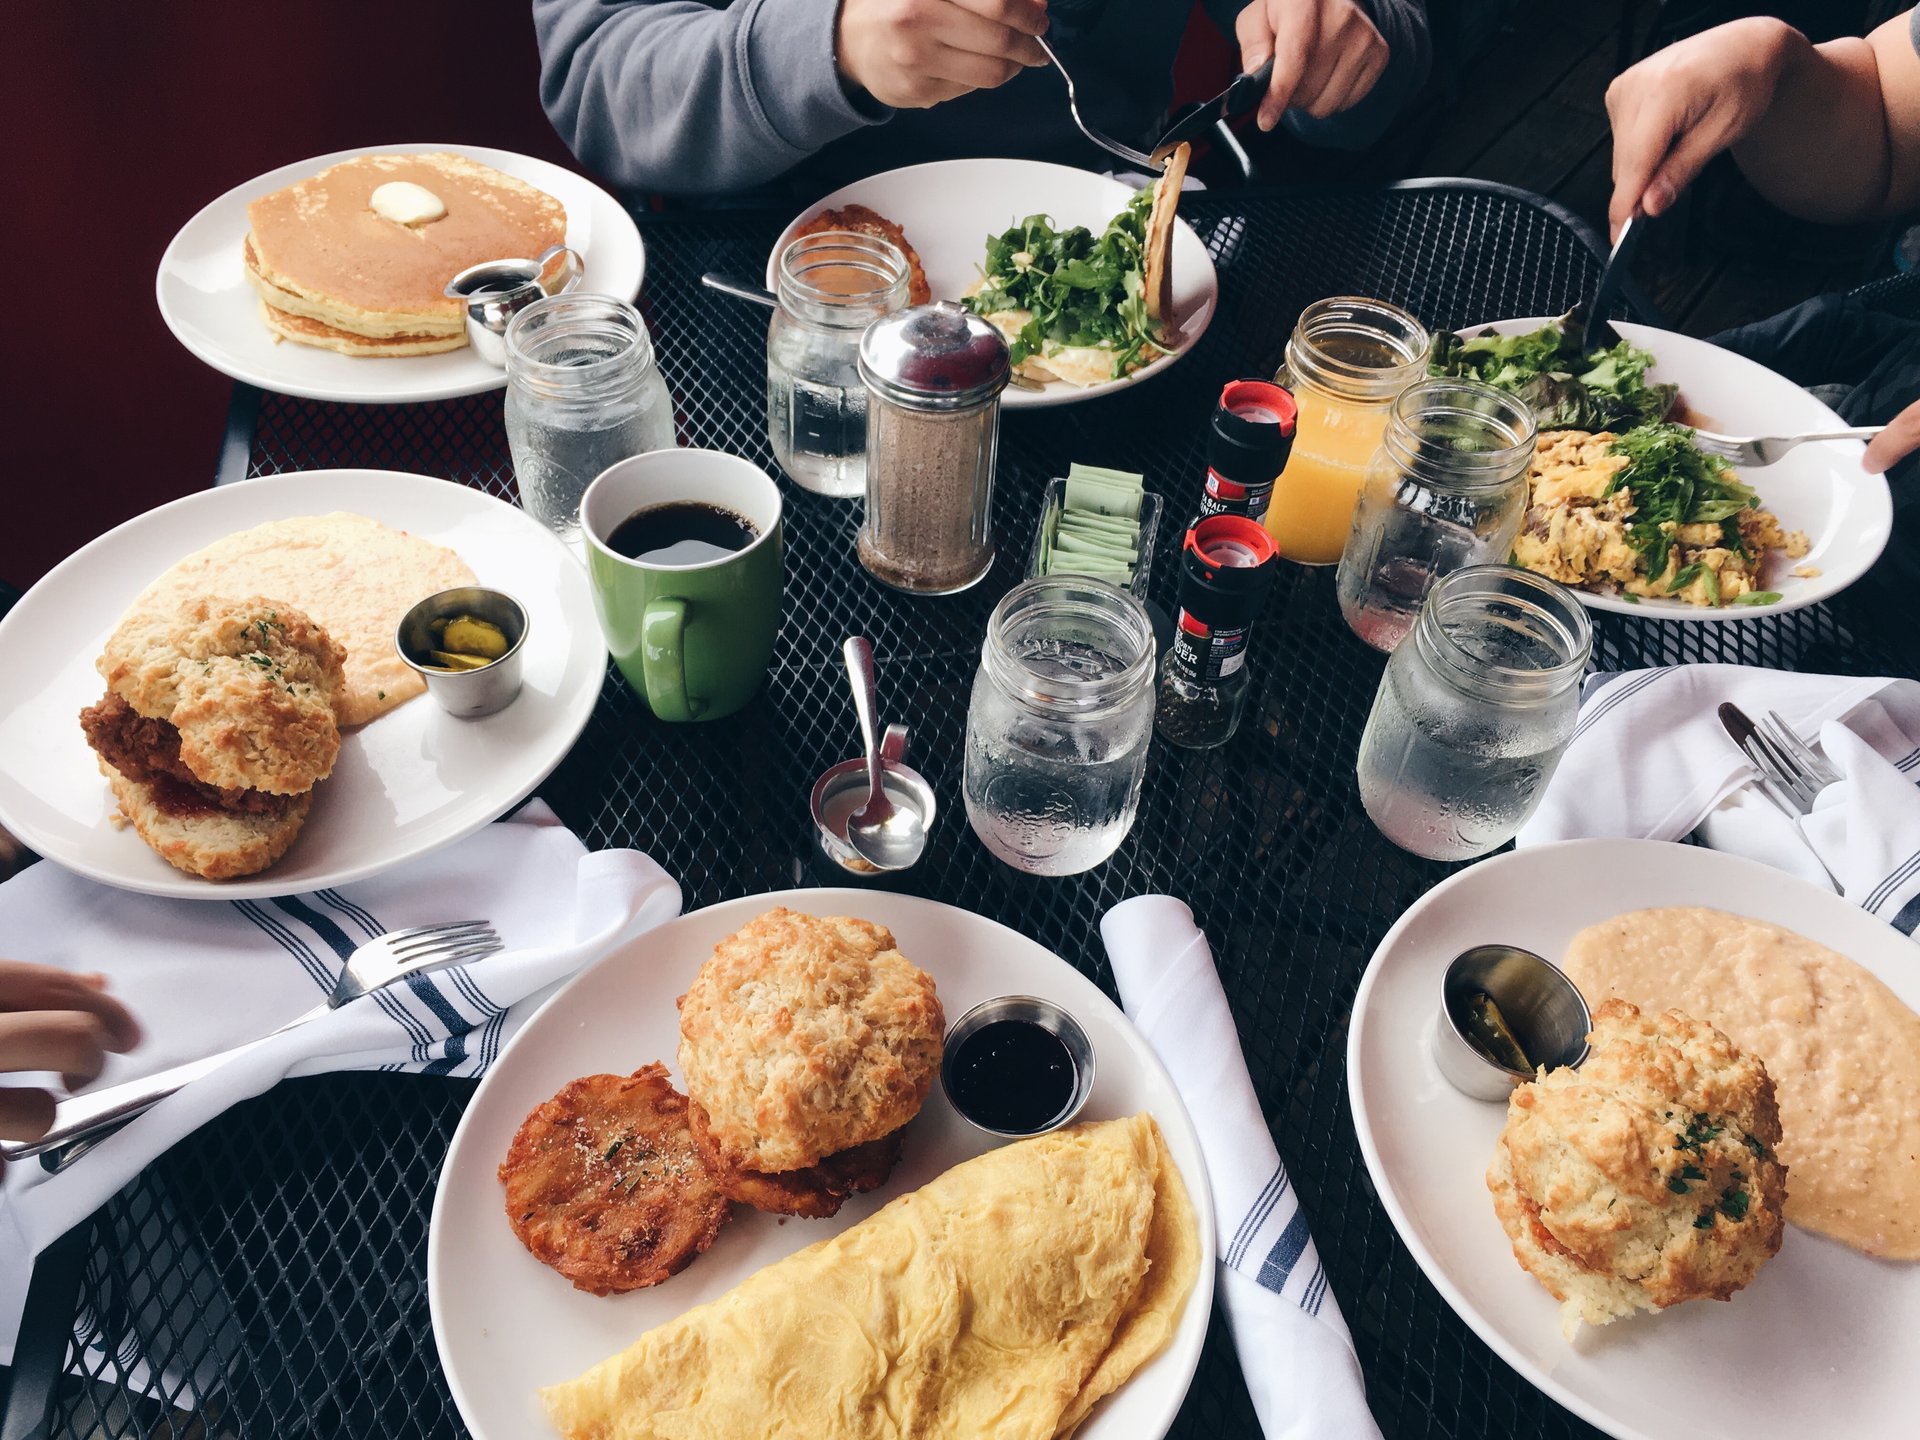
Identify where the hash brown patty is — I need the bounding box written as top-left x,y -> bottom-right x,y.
499,1065 -> 732,1295
688,1099 -> 902,1220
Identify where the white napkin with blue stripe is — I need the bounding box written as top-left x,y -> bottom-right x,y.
0,802 -> 680,1364
1103,896 -> 1382,1440
1517,667 -> 1920,932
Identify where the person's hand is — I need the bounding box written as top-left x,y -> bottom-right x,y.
1604,17 -> 1799,238
1863,397 -> 1920,474
1236,0 -> 1389,132
836,0 -> 1049,110
0,961 -> 140,1178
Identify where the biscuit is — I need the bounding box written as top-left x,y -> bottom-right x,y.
101,759 -> 311,880
677,908 -> 944,1174
498,1065 -> 733,1296
1488,1000 -> 1788,1334
100,596 -> 345,794
687,1099 -> 901,1219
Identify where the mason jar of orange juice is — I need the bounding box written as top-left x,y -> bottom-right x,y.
1266,297 -> 1430,565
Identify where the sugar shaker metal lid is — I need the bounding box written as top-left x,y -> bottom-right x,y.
859,301 -> 1010,411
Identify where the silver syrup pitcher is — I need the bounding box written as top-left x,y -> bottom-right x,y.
445,243 -> 583,367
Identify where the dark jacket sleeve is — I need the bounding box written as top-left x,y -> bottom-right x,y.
532,0 -> 894,195
1202,0 -> 1432,151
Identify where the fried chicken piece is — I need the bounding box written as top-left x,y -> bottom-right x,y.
499,1065 -> 733,1295
689,1100 -> 902,1220
794,203 -> 931,305
80,693 -> 297,818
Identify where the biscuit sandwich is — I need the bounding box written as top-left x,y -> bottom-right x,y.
1488,999 -> 1789,1335
80,596 -> 347,879
677,907 -> 944,1217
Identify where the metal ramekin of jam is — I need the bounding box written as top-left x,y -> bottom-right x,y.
940,995 -> 1095,1137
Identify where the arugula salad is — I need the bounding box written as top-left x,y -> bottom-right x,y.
962,191 -> 1172,385
1436,318 -> 1808,608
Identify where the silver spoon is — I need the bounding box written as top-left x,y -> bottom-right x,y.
700,272 -> 778,309
841,636 -> 926,870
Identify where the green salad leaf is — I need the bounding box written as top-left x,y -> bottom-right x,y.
963,191 -> 1171,379
1603,422 -> 1761,582
1430,317 -> 1677,432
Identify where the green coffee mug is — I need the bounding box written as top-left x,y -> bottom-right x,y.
581,450 -> 784,722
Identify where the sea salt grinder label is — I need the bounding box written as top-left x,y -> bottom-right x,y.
1198,466 -> 1274,522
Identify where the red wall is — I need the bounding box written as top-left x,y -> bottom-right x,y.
5,0 -> 573,589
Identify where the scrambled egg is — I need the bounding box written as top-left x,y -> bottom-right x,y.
1512,431 -> 1809,606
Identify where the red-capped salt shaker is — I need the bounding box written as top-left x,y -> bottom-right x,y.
1198,377 -> 1297,523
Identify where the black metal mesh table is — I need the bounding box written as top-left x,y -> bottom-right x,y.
7,182 -> 1906,1440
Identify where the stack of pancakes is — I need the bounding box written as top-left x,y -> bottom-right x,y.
244,152 -> 566,357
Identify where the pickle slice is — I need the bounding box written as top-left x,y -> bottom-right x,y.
1463,991 -> 1534,1072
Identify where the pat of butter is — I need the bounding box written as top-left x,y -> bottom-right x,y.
369,181 -> 447,226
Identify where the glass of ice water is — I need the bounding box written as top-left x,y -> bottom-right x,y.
963,577 -> 1156,876
1356,565 -> 1590,860
504,294 -> 676,543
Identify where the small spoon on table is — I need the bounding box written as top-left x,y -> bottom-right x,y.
842,636 -> 927,871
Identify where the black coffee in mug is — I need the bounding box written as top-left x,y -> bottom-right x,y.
608,501 -> 760,566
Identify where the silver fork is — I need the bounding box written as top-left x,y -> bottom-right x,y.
1759,709 -> 1841,793
3,920 -> 503,1166
1036,35 -> 1158,172
1689,426 -> 1885,467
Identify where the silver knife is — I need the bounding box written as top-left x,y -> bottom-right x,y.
1718,702 -> 1806,817
1148,58 -> 1275,168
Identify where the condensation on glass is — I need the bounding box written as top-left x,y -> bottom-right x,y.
1356,565 -> 1591,861
766,231 -> 910,498
1337,378 -> 1538,653
963,577 -> 1157,876
504,294 -> 675,541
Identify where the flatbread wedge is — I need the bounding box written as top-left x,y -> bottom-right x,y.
1142,141 -> 1189,331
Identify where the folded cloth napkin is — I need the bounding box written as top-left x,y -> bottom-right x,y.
1518,667 -> 1920,925
1102,896 -> 1382,1440
0,802 -> 680,1363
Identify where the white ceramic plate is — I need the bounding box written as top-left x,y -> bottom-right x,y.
1461,317 -> 1892,621
769,159 -> 1219,409
429,888 -> 1216,1440
156,143 -> 645,404
1349,839 -> 1920,1440
0,470 -> 604,899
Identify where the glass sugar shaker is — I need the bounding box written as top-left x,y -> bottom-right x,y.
504,293 -> 676,543
1355,565 -> 1591,862
963,576 -> 1157,876
1336,378 -> 1537,653
766,231 -> 910,498
857,302 -> 1009,595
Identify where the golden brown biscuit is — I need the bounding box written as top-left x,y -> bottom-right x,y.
99,596 -> 345,794
687,1099 -> 901,1219
498,1065 -> 733,1296
1488,1000 -> 1788,1334
677,907 -> 944,1174
99,758 -> 311,880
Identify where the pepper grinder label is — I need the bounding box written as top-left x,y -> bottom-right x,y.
1168,611 -> 1250,683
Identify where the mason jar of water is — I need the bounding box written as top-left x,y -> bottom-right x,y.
1355,566 -> 1590,861
1336,379 -> 1536,653
504,294 -> 675,541
963,577 -> 1156,876
768,231 -> 910,497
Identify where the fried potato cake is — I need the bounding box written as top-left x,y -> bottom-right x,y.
688,1100 -> 901,1219
794,203 -> 931,305
499,1064 -> 732,1295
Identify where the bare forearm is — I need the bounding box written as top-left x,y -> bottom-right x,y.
1731,31 -> 1889,222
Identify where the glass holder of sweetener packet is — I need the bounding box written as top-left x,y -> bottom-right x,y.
1027,466 -> 1164,600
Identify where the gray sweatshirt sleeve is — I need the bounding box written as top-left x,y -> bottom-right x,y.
533,0 -> 893,196
1202,0 -> 1431,151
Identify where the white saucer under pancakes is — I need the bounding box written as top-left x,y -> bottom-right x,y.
157,143 -> 645,403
